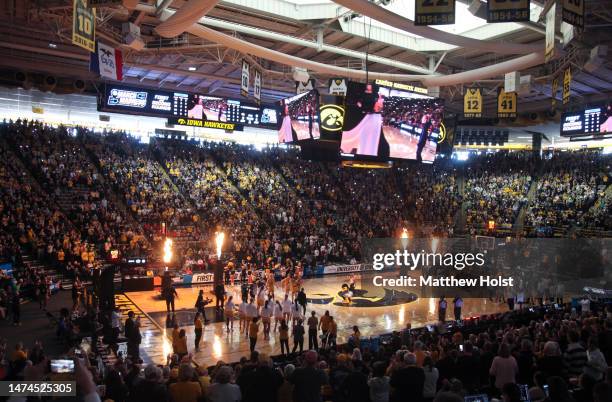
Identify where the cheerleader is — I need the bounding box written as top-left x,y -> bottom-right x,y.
281,294 -> 293,322
224,295 -> 235,332
266,271 -> 276,298
291,300 -> 304,326
238,301 -> 248,333
261,299 -> 273,340
256,283 -> 266,313
245,299 -> 258,337
273,299 -> 284,331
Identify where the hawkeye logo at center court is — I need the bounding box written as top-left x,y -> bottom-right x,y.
319,104 -> 344,132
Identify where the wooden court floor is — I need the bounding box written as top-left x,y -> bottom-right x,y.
125,274 -> 508,367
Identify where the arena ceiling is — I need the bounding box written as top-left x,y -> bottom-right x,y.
0,0 -> 611,117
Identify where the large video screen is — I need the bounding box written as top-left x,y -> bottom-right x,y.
340,82 -> 444,163
278,90 -> 320,144
561,102 -> 612,136
99,84 -> 276,130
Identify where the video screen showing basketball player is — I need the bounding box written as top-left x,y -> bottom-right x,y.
187,94 -> 228,122
277,90 -> 320,143
341,82 -> 444,162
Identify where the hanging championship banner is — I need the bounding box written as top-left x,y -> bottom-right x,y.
562,67 -> 571,105
241,60 -> 250,97
414,0 -> 455,26
551,76 -> 559,110
296,79 -> 315,95
497,89 -> 517,119
545,3 -> 557,63
463,88 -> 482,118
328,78 -> 347,96
253,69 -> 261,104
487,0 -> 530,23
72,0 -> 96,52
562,0 -> 584,29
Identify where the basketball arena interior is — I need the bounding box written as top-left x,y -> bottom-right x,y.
0,1 -> 611,402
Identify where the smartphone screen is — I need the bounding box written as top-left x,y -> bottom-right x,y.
50,359 -> 75,373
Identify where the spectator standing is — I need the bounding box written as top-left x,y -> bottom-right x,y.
422,356 -> 439,402
564,330 -> 587,378
489,343 -> 518,391
369,361 -> 390,402
290,350 -> 328,402
390,353 -> 425,402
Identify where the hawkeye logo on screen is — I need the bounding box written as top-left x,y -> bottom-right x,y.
319,104 -> 344,132
170,118 -> 239,131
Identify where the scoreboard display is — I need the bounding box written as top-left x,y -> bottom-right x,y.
99,84 -> 277,131
561,103 -> 612,137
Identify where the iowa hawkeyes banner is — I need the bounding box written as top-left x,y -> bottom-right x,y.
296,79 -> 315,95
463,88 -> 482,118
72,0 -> 96,52
328,78 -> 347,96
487,0 -> 530,23
414,0 -> 456,26
319,104 -> 344,134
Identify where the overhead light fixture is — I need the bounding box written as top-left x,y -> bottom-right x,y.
48,43 -> 57,48
188,66 -> 197,71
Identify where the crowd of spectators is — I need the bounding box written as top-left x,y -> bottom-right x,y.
525,152 -> 609,233
464,153 -> 534,231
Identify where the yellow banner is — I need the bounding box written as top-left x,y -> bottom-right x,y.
497,89 -> 517,118
551,76 -> 559,109
562,67 -> 572,105
72,0 -> 96,52
463,88 -> 482,118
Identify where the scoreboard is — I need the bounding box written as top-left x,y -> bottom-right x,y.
99,84 -> 277,131
560,104 -> 612,138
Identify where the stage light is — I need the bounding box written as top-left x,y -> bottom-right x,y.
215,231 -> 225,259
163,238 -> 173,264
188,66 -> 197,71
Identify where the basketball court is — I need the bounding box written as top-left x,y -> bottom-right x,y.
125,273 -> 508,366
